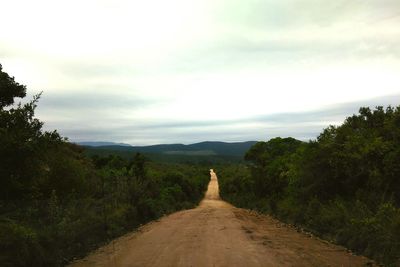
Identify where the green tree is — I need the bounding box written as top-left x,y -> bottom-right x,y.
0,65 -> 43,201
245,137 -> 303,199
0,64 -> 26,108
130,153 -> 146,180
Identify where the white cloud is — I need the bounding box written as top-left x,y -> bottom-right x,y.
1,0 -> 400,144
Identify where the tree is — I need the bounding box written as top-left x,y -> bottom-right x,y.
244,137 -> 303,198
0,64 -> 75,201
130,153 -> 146,181
0,64 -> 26,108
0,65 -> 36,200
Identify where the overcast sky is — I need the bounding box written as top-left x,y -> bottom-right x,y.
1,0 -> 400,145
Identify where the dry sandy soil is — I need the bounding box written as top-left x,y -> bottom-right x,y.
69,170 -> 376,267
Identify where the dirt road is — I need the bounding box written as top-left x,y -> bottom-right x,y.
69,170 -> 375,267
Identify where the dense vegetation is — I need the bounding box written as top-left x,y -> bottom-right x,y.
218,107 -> 400,266
0,65 -> 209,266
83,146 -> 244,165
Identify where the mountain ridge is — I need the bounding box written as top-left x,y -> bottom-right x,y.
76,141 -> 258,157
77,141 -> 132,147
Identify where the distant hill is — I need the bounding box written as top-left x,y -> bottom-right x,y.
78,141 -> 257,157
77,141 -> 132,147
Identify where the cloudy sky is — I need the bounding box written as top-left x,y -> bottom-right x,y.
1,0 -> 400,145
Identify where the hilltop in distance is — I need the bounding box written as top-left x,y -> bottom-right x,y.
77,141 -> 258,157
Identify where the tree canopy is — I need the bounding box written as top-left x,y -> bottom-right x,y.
0,64 -> 26,108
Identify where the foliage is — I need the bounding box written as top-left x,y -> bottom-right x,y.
219,107 -> 400,266
84,147 -> 244,165
0,64 -> 26,108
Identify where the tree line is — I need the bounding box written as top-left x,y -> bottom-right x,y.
218,106 -> 400,266
0,64 -> 209,266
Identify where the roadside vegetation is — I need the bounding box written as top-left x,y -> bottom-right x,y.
0,65 -> 209,267
218,107 -> 400,266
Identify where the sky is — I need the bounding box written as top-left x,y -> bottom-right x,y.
1,0 -> 400,145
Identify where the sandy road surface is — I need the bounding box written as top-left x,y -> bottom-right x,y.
69,170 -> 375,267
